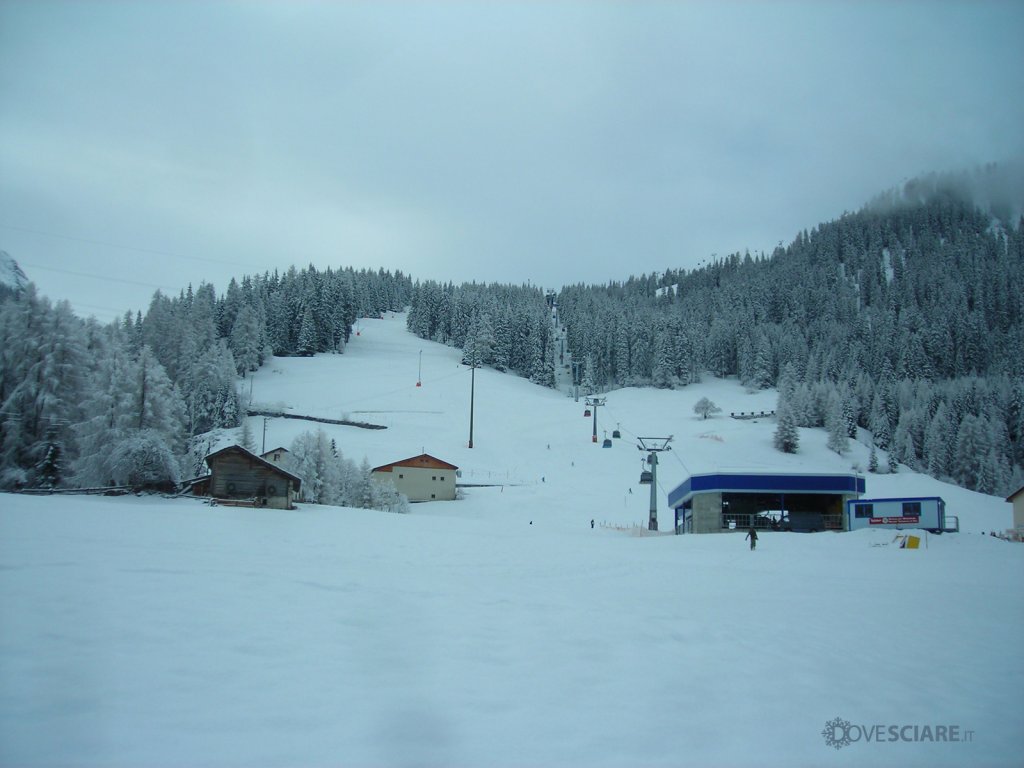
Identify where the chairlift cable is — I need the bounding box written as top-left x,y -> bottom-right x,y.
670,448 -> 692,476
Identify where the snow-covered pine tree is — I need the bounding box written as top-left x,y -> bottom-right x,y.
773,396 -> 799,454
492,310 -> 513,373
108,429 -> 182,490
239,419 -> 257,453
184,340 -> 239,436
651,326 -> 676,389
356,457 -> 375,509
0,290 -> 86,488
33,432 -> 62,489
750,333 -> 774,390
462,309 -> 495,368
953,414 -> 988,490
892,412 -> 918,469
132,346 -> 186,441
868,392 -> 891,450
73,327 -> 136,487
581,356 -> 597,396
369,475 -> 409,513
825,392 -> 849,454
230,303 -> 262,375
296,306 -> 318,357
94,345 -> 187,490
290,429 -> 345,504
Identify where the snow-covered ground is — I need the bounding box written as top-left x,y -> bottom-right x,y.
2,313 -> 1021,767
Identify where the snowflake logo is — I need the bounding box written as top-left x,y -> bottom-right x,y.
822,717 -> 852,750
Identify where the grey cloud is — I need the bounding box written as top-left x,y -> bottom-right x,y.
1,1 -> 1022,318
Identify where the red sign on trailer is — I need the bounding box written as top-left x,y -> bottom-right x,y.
848,497 -> 948,532
869,516 -> 920,525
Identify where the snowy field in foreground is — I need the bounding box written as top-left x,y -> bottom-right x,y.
2,495 -> 1021,767
2,313 -> 1021,767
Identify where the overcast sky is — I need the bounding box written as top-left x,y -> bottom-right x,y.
1,0 -> 1022,322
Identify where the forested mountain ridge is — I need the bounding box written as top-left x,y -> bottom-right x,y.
0,265 -> 412,490
405,282 -> 557,387
559,189 -> 1022,385
1,168 -> 1021,495
554,178 -> 1024,495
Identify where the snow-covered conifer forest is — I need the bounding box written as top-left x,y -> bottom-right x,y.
1,168 -> 1022,497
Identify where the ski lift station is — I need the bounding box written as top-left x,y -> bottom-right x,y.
668,472 -> 866,534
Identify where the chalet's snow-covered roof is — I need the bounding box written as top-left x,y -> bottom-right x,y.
372,453 -> 458,473
205,444 -> 303,489
261,447 -> 291,457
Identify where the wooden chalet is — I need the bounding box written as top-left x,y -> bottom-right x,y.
204,445 -> 302,509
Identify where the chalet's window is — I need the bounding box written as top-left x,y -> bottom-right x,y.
855,504 -> 874,518
902,501 -> 921,517
398,474 -> 404,479
432,476 -> 437,481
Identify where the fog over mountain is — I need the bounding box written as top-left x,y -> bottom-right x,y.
2,2 -> 1021,321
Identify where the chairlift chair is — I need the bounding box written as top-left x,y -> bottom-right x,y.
639,471 -> 653,485
583,409 -> 591,417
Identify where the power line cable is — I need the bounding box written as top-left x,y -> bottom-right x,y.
70,301 -> 133,316
20,262 -> 179,292
0,223 -> 251,269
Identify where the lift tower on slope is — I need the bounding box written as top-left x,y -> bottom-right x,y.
585,396 -> 605,443
637,436 -> 673,531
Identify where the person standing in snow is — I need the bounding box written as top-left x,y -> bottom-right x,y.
746,526 -> 758,551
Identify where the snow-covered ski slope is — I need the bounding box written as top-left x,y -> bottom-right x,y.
2,312 -> 1021,767
244,312 -> 1011,535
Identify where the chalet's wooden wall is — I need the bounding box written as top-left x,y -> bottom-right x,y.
210,454 -> 293,509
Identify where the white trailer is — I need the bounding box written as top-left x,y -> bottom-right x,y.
846,497 -> 953,533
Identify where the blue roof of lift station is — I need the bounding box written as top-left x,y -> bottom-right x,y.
667,472 -> 866,509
